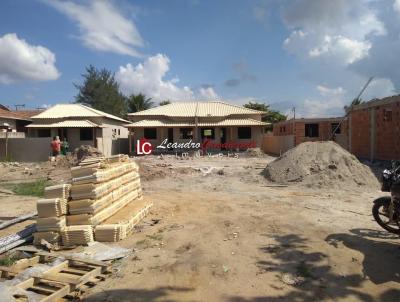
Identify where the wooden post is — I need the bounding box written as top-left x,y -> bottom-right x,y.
93,128 -> 97,148
5,130 -> 8,159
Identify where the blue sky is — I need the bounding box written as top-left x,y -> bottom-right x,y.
0,0 -> 399,117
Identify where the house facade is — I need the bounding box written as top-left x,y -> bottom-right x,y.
26,104 -> 129,156
348,96 -> 400,161
126,101 -> 268,153
0,108 -> 39,134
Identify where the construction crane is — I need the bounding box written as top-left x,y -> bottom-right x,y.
329,77 -> 374,140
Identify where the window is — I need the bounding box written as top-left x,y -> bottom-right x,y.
37,129 -> 51,137
80,128 -> 93,141
118,129 -> 121,135
144,128 -> 157,139
201,128 -> 215,139
280,126 -> 286,133
383,109 -> 392,121
331,123 -> 341,134
179,128 -> 193,139
238,127 -> 252,139
304,123 -> 319,137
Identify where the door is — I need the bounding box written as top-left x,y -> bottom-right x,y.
220,128 -> 227,150
168,128 -> 173,150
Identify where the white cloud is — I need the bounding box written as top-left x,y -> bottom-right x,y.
199,87 -> 219,99
116,54 -> 195,101
309,35 -> 371,64
292,85 -> 347,117
44,0 -> 143,56
0,33 -> 60,84
316,85 -> 345,97
282,0 -> 385,65
394,0 -> 400,14
362,78 -> 395,100
116,54 -> 220,100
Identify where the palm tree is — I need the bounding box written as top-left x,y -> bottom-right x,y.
126,93 -> 154,113
159,100 -> 171,106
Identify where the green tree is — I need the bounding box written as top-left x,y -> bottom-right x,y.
244,101 -> 286,124
159,100 -> 171,106
74,65 -> 127,117
126,93 -> 154,113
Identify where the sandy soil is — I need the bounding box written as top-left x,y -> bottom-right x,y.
1,154 -> 399,302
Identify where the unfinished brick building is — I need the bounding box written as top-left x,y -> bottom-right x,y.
348,96 -> 400,161
272,117 -> 348,148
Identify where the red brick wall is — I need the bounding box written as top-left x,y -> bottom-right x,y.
273,121 -> 294,136
350,101 -> 400,160
350,109 -> 371,158
375,102 -> 400,160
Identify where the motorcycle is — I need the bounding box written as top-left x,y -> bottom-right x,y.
372,160 -> 400,234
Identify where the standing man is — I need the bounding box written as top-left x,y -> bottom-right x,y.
51,136 -> 61,157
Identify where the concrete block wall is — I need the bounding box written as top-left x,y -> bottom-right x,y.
0,137 -> 52,161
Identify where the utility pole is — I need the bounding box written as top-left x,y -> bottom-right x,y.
14,104 -> 25,111
292,107 -> 296,146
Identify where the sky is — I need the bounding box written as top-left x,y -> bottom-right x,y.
0,0 -> 399,117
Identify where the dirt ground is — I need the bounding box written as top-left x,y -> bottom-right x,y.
0,154 -> 399,302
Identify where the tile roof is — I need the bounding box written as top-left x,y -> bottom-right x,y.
128,101 -> 265,117
0,108 -> 33,121
26,120 -> 101,128
31,104 -> 128,123
126,118 -> 268,128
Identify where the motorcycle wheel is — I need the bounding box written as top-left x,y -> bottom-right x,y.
372,197 -> 400,234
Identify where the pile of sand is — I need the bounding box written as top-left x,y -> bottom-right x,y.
264,141 -> 380,189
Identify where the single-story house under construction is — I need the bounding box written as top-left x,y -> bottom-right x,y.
26,104 -> 129,156
126,101 -> 268,153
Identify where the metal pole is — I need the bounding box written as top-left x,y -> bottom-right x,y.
292,107 -> 296,146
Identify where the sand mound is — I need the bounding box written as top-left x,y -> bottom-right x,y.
264,141 -> 379,189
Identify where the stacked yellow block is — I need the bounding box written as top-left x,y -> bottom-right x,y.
33,155 -> 151,246
33,184 -> 71,245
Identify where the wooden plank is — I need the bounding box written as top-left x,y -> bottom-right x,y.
28,285 -> 58,295
36,252 -> 109,268
41,284 -> 71,302
31,273 -> 81,286
12,255 -> 41,270
0,212 -> 36,230
0,265 -> 21,273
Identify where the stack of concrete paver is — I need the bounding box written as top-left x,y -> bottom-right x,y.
33,184 -> 71,245
33,154 -> 152,246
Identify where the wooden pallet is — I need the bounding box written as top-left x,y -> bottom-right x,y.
8,252 -> 110,301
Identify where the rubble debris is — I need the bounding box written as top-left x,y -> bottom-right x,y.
245,148 -> 265,157
74,145 -> 103,162
264,141 -> 380,189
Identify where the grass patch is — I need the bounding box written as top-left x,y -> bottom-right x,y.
0,155 -> 14,162
2,179 -> 48,197
0,256 -> 17,266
